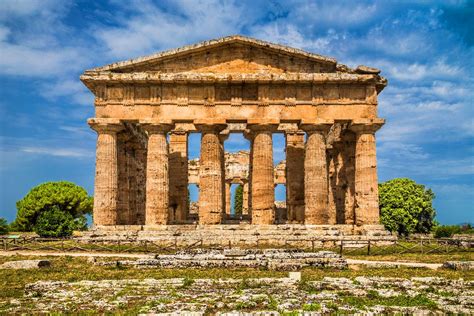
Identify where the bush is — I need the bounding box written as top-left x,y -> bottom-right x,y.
34,206 -> 76,238
433,225 -> 460,238
0,218 -> 9,235
14,181 -> 92,231
379,178 -> 436,236
433,224 -> 474,238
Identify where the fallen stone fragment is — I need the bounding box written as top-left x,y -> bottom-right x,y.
0,260 -> 51,269
442,261 -> 474,271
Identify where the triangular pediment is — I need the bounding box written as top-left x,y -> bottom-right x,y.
85,35 -> 338,74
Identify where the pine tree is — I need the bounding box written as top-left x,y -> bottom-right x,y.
234,185 -> 243,215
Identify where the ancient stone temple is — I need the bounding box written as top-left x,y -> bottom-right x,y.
81,35 -> 387,232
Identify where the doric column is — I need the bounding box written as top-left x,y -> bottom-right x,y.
88,119 -> 124,226
351,121 -> 384,225
301,122 -> 333,225
285,130 -> 305,222
142,122 -> 172,226
225,182 -> 231,216
247,124 -> 277,224
195,123 -> 227,224
242,181 -> 249,215
169,130 -> 189,222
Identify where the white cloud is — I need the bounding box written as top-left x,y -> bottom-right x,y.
21,146 -> 92,158
40,80 -> 94,106
93,0 -> 247,59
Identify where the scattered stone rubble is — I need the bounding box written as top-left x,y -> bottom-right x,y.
443,261 -> 474,271
0,260 -> 50,270
94,249 -> 348,271
2,276 -> 472,314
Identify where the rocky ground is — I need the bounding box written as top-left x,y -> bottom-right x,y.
1,275 -> 472,314
0,249 -> 472,314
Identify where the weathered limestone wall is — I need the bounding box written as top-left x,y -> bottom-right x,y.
84,224 -> 396,248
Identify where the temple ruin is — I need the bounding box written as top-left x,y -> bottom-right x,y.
81,35 -> 387,232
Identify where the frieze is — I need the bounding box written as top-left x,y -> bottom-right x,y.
96,82 -> 373,106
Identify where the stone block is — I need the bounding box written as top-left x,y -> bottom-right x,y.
0,260 -> 51,269
442,261 -> 474,271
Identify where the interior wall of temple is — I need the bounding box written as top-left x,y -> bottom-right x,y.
117,123 -> 147,225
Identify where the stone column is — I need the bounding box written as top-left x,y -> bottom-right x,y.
285,130 -> 305,222
169,130 -> 189,222
142,123 -> 172,226
247,124 -> 276,224
196,123 -> 227,224
301,123 -> 333,225
225,182 -> 231,216
88,119 -> 124,226
242,181 -> 249,215
351,122 -> 383,225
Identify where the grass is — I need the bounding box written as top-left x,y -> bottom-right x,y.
1,254 -> 472,314
346,252 -> 474,263
0,254 -> 472,302
340,291 -> 437,310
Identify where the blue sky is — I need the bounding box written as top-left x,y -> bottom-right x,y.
0,0 -> 472,224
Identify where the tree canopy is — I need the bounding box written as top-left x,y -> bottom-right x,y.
14,181 -> 93,231
0,218 -> 8,235
379,178 -> 436,236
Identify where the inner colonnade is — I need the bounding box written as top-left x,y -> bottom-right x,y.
82,35 -> 387,229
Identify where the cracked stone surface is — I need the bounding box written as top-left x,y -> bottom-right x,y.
2,276 -> 472,314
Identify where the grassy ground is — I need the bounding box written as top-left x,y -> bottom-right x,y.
346,252 -> 474,263
0,255 -> 472,301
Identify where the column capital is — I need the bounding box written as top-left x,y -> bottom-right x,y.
88,118 -> 124,134
194,119 -> 227,133
349,118 -> 385,134
300,119 -> 333,134
284,129 -> 306,136
245,123 -> 278,140
169,129 -> 188,136
141,120 -> 173,134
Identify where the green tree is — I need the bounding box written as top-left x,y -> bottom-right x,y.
34,206 -> 75,237
0,218 -> 9,235
14,181 -> 92,231
234,184 -> 243,216
379,178 -> 436,236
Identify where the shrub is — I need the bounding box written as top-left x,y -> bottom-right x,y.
0,218 -> 9,235
433,224 -> 473,238
14,181 -> 92,231
34,206 -> 76,238
379,178 -> 436,236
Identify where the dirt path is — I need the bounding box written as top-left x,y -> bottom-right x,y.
0,250 -> 444,269
0,251 -> 151,259
346,258 -> 442,269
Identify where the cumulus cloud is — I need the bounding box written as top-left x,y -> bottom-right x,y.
93,0 -> 248,59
